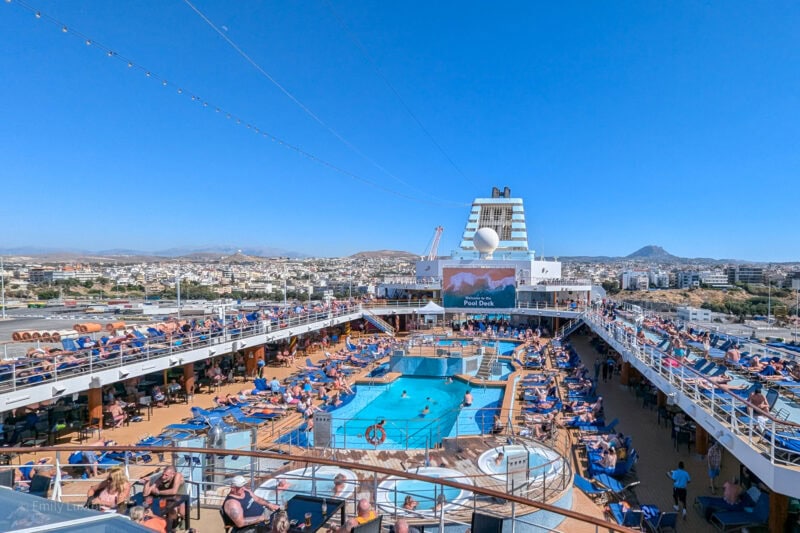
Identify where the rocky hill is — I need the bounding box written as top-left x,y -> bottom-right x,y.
350,250 -> 417,260
625,245 -> 679,261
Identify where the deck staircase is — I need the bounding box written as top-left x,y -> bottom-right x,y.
558,317 -> 585,339
362,310 -> 395,337
476,351 -> 502,380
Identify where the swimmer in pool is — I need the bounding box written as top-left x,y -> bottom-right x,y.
494,452 -> 505,467
426,396 -> 438,405
421,406 -> 430,417
463,390 -> 473,407
276,479 -> 290,493
401,390 -> 408,399
332,474 -> 346,497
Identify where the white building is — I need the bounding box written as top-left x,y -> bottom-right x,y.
699,271 -> 730,288
648,271 -> 670,289
677,271 -> 701,290
620,271 -> 649,290
677,306 -> 712,322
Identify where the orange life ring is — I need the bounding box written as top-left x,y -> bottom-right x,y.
365,424 -> 386,446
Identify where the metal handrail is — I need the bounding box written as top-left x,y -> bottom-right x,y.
0,305 -> 363,393
2,444 -> 628,532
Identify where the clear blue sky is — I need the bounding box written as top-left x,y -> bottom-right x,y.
2,1 -> 799,261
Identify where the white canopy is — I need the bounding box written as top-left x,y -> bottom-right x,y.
414,301 -> 445,314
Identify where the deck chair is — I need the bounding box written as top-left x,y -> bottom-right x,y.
709,491 -> 769,532
607,502 -> 643,529
573,474 -> 611,504
592,472 -> 640,499
644,511 -> 678,532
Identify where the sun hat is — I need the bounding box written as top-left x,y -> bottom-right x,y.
230,475 -> 247,488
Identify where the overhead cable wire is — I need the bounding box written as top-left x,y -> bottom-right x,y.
4,0 -> 467,208
323,0 -> 478,188
181,0 -> 463,206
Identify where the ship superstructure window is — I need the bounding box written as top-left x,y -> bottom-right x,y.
478,206 -> 513,240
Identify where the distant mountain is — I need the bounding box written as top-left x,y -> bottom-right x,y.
350,250 -> 417,260
155,246 -> 307,259
0,244 -> 307,261
625,245 -> 679,261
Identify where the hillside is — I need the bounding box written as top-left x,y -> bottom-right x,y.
350,250 -> 417,260
617,288 -> 796,314
625,245 -> 679,261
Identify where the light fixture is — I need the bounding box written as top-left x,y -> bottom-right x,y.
169,357 -> 179,366
52,385 -> 66,395
118,369 -> 130,379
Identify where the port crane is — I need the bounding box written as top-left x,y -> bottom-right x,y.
423,226 -> 444,260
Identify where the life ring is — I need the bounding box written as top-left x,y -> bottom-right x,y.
365,424 -> 386,446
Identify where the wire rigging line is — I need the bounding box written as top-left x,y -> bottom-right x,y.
323,0 -> 477,188
181,0 -> 458,204
5,0 -> 468,208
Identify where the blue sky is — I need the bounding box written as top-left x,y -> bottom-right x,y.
1,1 -> 799,261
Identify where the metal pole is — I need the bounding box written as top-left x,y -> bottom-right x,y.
176,265 -> 181,319
0,256 -> 5,320
283,279 -> 287,308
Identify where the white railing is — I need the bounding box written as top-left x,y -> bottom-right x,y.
0,305 -> 362,394
583,311 -> 800,470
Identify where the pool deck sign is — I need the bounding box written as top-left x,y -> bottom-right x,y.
442,268 -> 516,309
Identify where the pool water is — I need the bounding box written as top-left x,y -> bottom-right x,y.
333,377 -> 469,448
390,480 -> 461,510
376,467 -> 473,515
254,466 -> 356,506
477,445 -> 564,482
437,339 -> 520,355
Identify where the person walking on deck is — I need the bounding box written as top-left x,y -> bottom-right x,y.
707,440 -> 722,494
668,461 -> 691,520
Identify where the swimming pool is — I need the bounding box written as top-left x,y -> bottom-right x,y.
376,467 -> 473,516
477,444 -> 565,485
327,377 -> 503,449
254,466 -> 356,506
437,339 -> 520,356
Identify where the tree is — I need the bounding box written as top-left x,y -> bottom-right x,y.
601,280 -> 620,295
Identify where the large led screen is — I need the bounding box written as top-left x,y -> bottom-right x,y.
442,268 -> 516,308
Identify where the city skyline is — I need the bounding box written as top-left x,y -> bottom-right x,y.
2,2 -> 800,261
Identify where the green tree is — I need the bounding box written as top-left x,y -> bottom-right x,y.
601,280 -> 620,295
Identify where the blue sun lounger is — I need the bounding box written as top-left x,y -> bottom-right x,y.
573,474 -> 610,503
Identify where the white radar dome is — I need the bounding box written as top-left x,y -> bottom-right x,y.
473,227 -> 500,254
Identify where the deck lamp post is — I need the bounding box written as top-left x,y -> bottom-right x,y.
176,265 -> 181,319
0,256 -> 5,320
793,278 -> 800,341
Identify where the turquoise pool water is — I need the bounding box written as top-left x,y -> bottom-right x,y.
332,377 -> 468,448
316,377 -> 504,449
385,480 -> 461,510
437,339 -> 520,355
